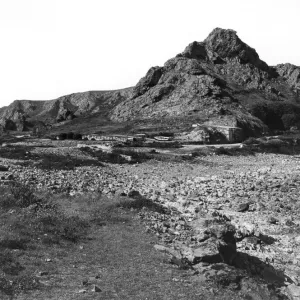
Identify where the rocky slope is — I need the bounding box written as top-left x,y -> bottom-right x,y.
0,88 -> 132,130
1,28 -> 300,137
111,28 -> 300,136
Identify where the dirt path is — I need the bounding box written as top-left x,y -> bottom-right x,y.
14,203 -> 241,300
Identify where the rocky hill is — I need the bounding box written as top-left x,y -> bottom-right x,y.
0,88 -> 132,131
111,28 -> 300,136
1,28 -> 300,137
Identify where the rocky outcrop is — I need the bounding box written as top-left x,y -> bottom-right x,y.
0,88 -> 132,131
1,28 -> 300,136
111,28 -> 300,136
132,67 -> 163,99
204,28 -> 271,73
276,63 -> 300,91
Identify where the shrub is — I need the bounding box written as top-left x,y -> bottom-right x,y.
0,249 -> 23,275
66,132 -> 74,139
117,197 -> 166,214
58,132 -> 67,140
9,181 -> 41,208
215,147 -> 230,155
0,182 -> 40,209
73,133 -> 82,140
81,148 -> 129,164
11,204 -> 89,244
281,114 -> 299,130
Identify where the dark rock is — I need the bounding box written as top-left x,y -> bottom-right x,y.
182,41 -> 207,60
127,190 -> 141,198
0,166 -> 9,172
237,202 -> 249,212
91,285 -> 102,293
131,66 -> 163,99
193,238 -> 222,264
209,223 -> 237,264
204,28 -> 270,73
38,271 -> 49,276
268,216 -> 279,224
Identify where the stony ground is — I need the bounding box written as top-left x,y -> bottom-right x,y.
1,142 -> 300,299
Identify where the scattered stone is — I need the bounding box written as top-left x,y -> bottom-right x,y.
91,285 -> 102,292
154,244 -> 181,259
237,203 -> 249,212
127,190 -> 141,198
38,271 -> 49,276
286,284 -> 300,300
268,216 -> 279,224
82,279 -> 89,286
193,239 -> 221,264
210,223 -> 237,264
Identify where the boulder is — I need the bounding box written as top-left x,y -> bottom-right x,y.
237,202 -> 249,212
127,190 -> 141,198
193,238 -> 222,264
209,223 -> 237,264
287,284 -> 300,300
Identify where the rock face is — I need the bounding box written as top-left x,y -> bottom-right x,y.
1,28 -> 300,135
111,28 -> 300,136
0,88 -> 132,131
276,63 -> 300,92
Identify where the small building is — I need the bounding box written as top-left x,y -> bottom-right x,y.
207,125 -> 243,143
191,124 -> 243,143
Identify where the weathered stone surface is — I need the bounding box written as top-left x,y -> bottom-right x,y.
286,284 -> 300,300
1,142 -> 299,299
91,285 -> 102,293
237,202 -> 249,212
127,190 -> 141,198
193,238 -> 221,264
153,244 -> 181,259
111,28 -> 300,135
0,89 -> 132,129
1,28 -> 300,137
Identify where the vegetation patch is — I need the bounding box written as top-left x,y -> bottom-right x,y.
35,152 -> 102,170
0,145 -> 35,160
0,182 -> 90,298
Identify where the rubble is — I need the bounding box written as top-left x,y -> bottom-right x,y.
1,145 -> 300,298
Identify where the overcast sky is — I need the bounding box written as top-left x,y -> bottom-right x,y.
0,0 -> 299,107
